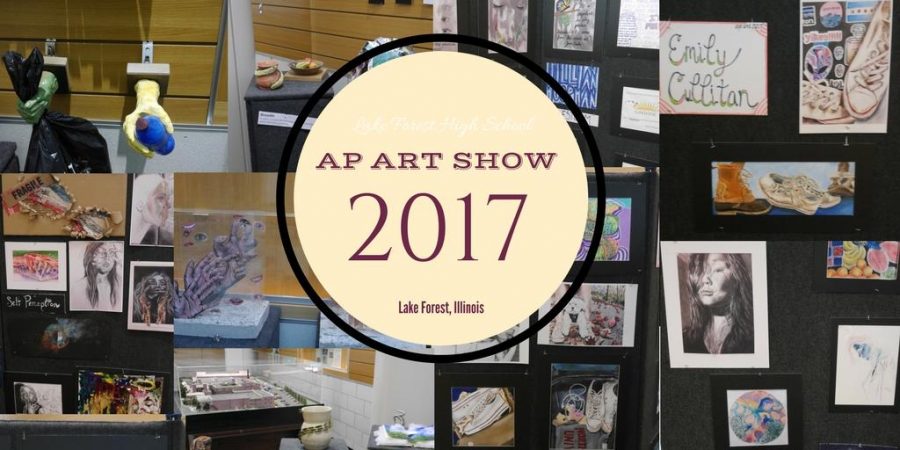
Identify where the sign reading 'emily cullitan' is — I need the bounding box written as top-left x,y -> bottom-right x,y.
660,21 -> 769,115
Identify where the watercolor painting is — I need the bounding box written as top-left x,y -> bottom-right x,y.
827,241 -> 899,280
546,62 -> 600,110
4,241 -> 67,291
801,0 -> 892,133
577,197 -> 632,262
13,381 -> 62,414
662,241 -> 770,369
128,262 -> 175,332
834,324 -> 900,406
77,370 -> 164,414
550,364 -> 619,450
7,316 -> 109,360
726,389 -> 789,446
69,241 -> 125,312
538,283 -> 638,347
130,174 -> 174,247
488,0 -> 528,52
553,0 -> 596,51
712,162 -> 855,216
436,320 -> 529,363
451,387 -> 515,447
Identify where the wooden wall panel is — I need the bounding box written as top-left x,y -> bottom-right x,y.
252,1 -> 432,69
0,91 -> 214,124
0,0 -> 223,43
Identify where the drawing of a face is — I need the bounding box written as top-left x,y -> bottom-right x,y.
18,385 -> 37,405
91,243 -> 118,274
142,179 -> 171,227
143,273 -> 170,299
697,254 -> 735,307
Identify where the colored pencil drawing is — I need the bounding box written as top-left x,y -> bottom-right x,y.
4,242 -> 68,291
577,197 -> 632,262
550,364 -> 619,450
451,387 -> 515,447
834,324 -> 900,406
726,389 -> 789,446
827,241 -> 899,280
538,283 -> 638,347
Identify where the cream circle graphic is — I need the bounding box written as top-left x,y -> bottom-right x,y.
293,51 -> 588,346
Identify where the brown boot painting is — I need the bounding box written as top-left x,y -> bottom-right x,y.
714,162 -> 772,215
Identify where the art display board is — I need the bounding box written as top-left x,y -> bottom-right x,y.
660,21 -> 769,115
0,175 -> 174,414
662,242 -> 900,448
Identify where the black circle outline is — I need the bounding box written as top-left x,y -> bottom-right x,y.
276,33 -> 606,363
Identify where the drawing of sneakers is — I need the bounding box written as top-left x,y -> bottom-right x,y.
759,173 -> 825,215
844,0 -> 892,120
801,80 -> 853,124
585,380 -> 605,433
793,174 -> 841,209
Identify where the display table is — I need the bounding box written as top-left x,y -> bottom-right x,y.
366,425 -> 427,450
244,79 -> 335,172
174,306 -> 280,348
279,437 -> 348,450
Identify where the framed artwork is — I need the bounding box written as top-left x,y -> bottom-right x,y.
549,363 -> 620,450
711,374 -> 803,449
541,0 -> 604,59
487,0 -> 528,53
127,261 -> 175,332
605,0 -> 659,58
435,319 -> 530,363
538,283 -> 638,347
568,171 -> 649,277
130,174 -> 174,247
800,0 -> 892,134
451,387 -> 516,446
545,61 -> 601,127
814,241 -> 900,293
76,369 -> 165,414
68,241 -> 125,312
695,143 -> 872,233
5,313 -> 111,360
4,372 -> 75,414
4,241 -> 67,291
661,241 -> 770,368
829,318 -> 900,412
610,76 -> 659,141
660,21 -> 769,115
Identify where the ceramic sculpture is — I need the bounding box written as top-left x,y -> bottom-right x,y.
299,405 -> 333,450
123,79 -> 175,158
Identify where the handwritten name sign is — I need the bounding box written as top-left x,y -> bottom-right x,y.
4,292 -> 66,314
660,21 -> 769,115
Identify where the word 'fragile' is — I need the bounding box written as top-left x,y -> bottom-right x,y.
316,152 -> 557,170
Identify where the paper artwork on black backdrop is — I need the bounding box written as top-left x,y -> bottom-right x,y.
549,364 -> 619,450
619,87 -> 659,134
833,323 -> 899,407
726,389 -> 790,446
538,283 -> 638,347
712,162 -> 855,216
662,241 -> 770,368
435,320 -> 529,363
451,387 -> 515,447
4,241 -> 67,291
6,315 -> 110,360
433,0 -> 458,51
13,381 -> 62,414
616,0 -> 659,50
553,0 -> 596,52
3,292 -> 65,315
68,241 -> 125,312
127,261 -> 175,332
545,62 -> 600,127
577,197 -> 632,262
488,0 -> 528,53
826,241 -> 898,280
318,299 -> 424,350
800,0 -> 892,133
130,174 -> 174,247
820,445 -> 899,450
660,21 -> 769,115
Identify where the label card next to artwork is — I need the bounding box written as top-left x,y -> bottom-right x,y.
3,292 -> 66,315
660,21 -> 769,115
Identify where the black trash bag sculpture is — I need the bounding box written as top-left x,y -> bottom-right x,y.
3,48 -> 111,173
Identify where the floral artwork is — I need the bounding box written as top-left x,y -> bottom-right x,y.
727,389 -> 789,446
577,198 -> 632,262
538,283 -> 638,347
826,241 -> 899,280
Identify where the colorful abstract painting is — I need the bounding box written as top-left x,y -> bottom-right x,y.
545,62 -> 600,110
77,370 -> 164,414
577,198 -> 632,262
826,241 -> 899,280
727,389 -> 789,446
